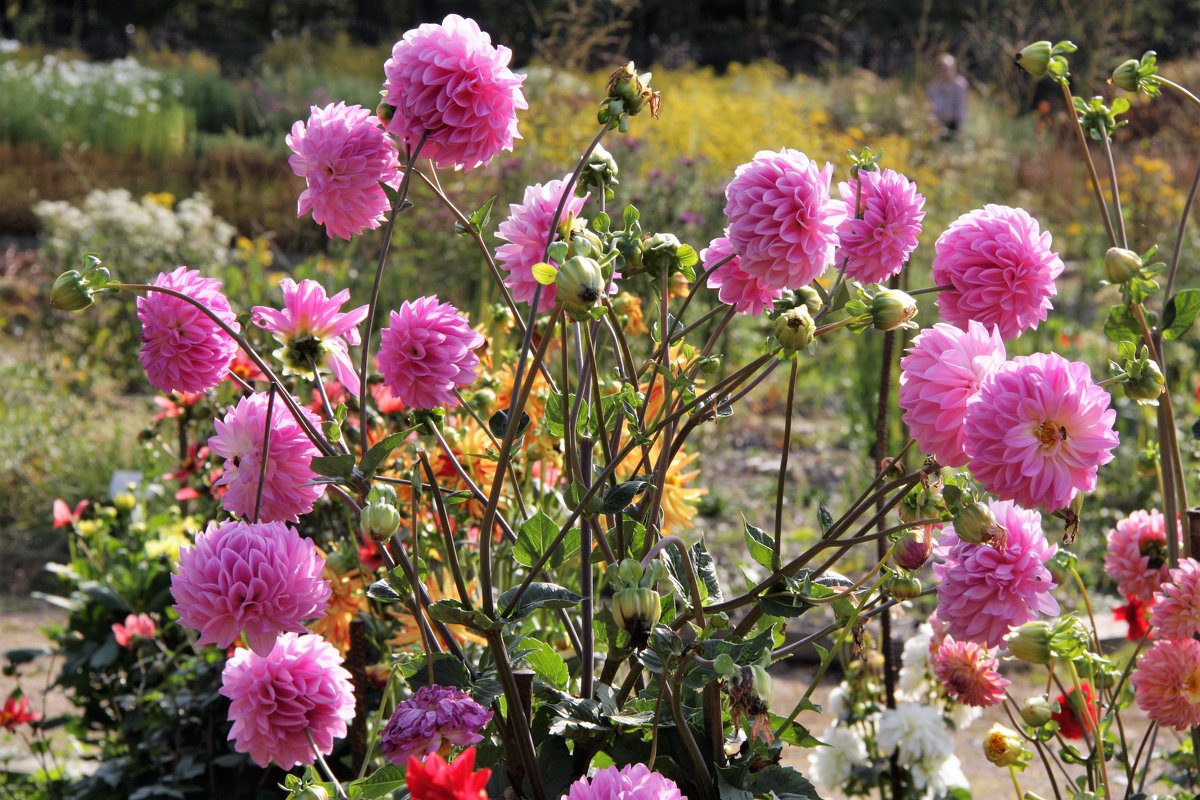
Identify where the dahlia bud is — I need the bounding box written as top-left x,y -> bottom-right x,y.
375,102 -> 396,127
887,574 -> 923,600
642,232 -> 685,275
361,502 -> 401,543
1123,357 -> 1165,406
1111,59 -> 1141,93
292,787 -> 331,800
713,653 -> 738,679
983,723 -> 1026,768
611,586 -> 662,640
112,492 -> 137,513
893,528 -> 933,571
51,270 -> 96,311
1015,41 -> 1053,78
748,664 -> 773,709
1103,246 -> 1142,283
775,306 -> 815,353
580,143 -> 620,194
953,501 -> 1005,547
1005,621 -> 1053,665
555,255 -> 605,318
614,558 -> 643,587
869,288 -> 918,332
1020,695 -> 1055,727
367,484 -> 398,505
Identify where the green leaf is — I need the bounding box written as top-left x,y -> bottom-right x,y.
1163,289 -> 1200,340
427,599 -> 477,626
520,637 -> 569,689
743,520 -> 776,570
592,212 -> 611,232
489,407 -> 531,439
675,243 -> 698,268
467,196 -> 496,234
359,431 -> 410,478
366,578 -> 403,604
1103,305 -> 1142,343
514,511 -> 564,568
690,539 -> 724,603
499,582 -> 584,622
404,653 -> 469,690
544,393 -> 588,438
600,480 -> 649,514
309,453 -> 355,478
349,766 -> 407,799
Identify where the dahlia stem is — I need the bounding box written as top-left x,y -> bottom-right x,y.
1059,81 -> 1118,248
773,359 -> 798,572
417,450 -> 473,609
306,730 -> 349,800
639,535 -> 706,629
1007,765 -> 1024,800
906,283 -> 953,296
663,670 -> 715,800
1067,566 -> 1103,655
410,476 -> 438,687
1099,133 -> 1128,249
1162,161 -> 1200,306
252,383 -> 276,523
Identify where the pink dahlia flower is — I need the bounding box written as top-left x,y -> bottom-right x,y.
137,266 -> 239,394
208,392 -> 325,522
703,233 -> 783,315
1106,509 -> 1178,604
836,168 -> 925,284
723,148 -> 846,292
898,321 -> 1006,467
496,176 -> 588,312
380,684 -> 493,765
377,296 -> 484,409
563,763 -> 685,800
171,520 -> 330,655
934,500 -> 1059,648
287,102 -> 400,240
252,278 -> 368,396
383,15 -> 527,171
1151,558 -> 1200,641
931,636 -> 1008,707
932,205 -> 1064,340
220,632 -> 355,767
112,613 -> 157,648
1132,638 -> 1200,730
964,353 -> 1118,511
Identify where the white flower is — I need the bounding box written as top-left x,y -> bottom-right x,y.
826,683 -> 849,719
947,701 -> 981,730
808,723 -> 868,793
910,753 -> 969,798
876,703 -> 953,767
898,624 -> 933,695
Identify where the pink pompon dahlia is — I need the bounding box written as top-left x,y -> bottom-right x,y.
208,392 -> 325,522
252,278 -> 368,396
496,176 -> 588,312
377,296 -> 484,409
1106,509 -> 1178,604
836,168 -> 926,284
963,353 -> 1118,511
380,684 -> 493,765
171,520 -> 330,655
563,763 -> 686,800
1151,558 -> 1200,641
138,266 -> 239,394
932,205 -> 1064,340
934,500 -> 1059,648
703,233 -> 783,316
287,102 -> 400,240
112,613 -> 157,648
220,632 -> 354,768
383,14 -> 527,171
931,636 -> 1009,707
898,321 -> 1006,468
1132,638 -> 1200,730
723,148 -> 845,292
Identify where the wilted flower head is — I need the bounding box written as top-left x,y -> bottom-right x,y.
983,723 -> 1026,767
496,176 -> 588,312
380,684 -> 493,765
931,636 -> 1008,707
703,233 -> 783,316
1106,508 -> 1178,603
1132,638 -> 1200,730
377,296 -> 484,409
836,167 -> 925,283
562,762 -> 685,800
112,612 -> 157,648
137,266 -> 239,394
1151,558 -> 1200,641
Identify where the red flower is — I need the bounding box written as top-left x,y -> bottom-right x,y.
1114,595 -> 1153,641
225,349 -> 267,386
406,748 -> 490,800
52,499 -> 88,528
152,392 -> 204,421
0,695 -> 40,730
1052,682 -> 1098,740
164,443 -> 211,501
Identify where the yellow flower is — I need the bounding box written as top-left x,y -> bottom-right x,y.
620,441 -> 706,534
145,516 -> 200,561
142,191 -> 175,209
308,562 -> 368,654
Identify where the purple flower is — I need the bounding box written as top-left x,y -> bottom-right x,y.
380,684 -> 492,765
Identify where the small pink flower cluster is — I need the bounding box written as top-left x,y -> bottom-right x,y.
1132,556 -> 1200,730
112,613 -> 157,649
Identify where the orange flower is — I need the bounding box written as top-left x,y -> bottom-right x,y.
620,441 -> 706,534
389,570 -> 487,650
308,561 -> 368,654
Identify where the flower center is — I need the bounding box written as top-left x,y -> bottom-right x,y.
1183,670 -> 1200,704
1036,421 -> 1067,449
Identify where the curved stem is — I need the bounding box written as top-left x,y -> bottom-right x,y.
1060,81 -> 1118,247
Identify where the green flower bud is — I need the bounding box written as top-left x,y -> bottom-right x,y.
713,653 -> 738,679
1123,358 -> 1165,406
367,484 -> 398,505
51,270 -> 95,311
1005,621 -> 1053,665
605,62 -> 661,119
375,102 -> 396,127
642,232 -> 684,275
775,306 -> 815,353
1111,59 -> 1141,93
984,723 -> 1026,767
611,586 -> 662,640
581,143 -> 620,193
749,664 -> 773,708
611,231 -> 645,271
113,492 -> 137,513
614,557 -> 643,588
1104,246 -> 1142,283
555,255 -> 605,318
1020,695 -> 1056,727
887,574 -> 923,600
473,387 -> 498,408
953,501 -> 1005,547
870,288 -> 918,332
292,787 -> 331,800
795,286 -> 822,316
361,502 -> 401,543
1016,41 -> 1053,78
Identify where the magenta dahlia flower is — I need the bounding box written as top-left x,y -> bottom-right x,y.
1132,638 -> 1200,730
137,266 -> 239,394
931,636 -> 1008,707
251,278 -> 368,396
287,102 -> 400,240
1106,509 -> 1178,604
377,296 -> 484,409
963,353 -> 1118,511
208,392 -> 325,522
723,148 -> 845,292
703,233 -> 783,315
934,500 -> 1059,648
1150,558 -> 1200,641
496,177 -> 589,312
836,168 -> 925,284
563,763 -> 685,800
220,632 -> 354,767
383,14 -> 527,171
932,205 -> 1064,340
171,520 -> 330,655
380,684 -> 493,765
898,321 -> 1006,468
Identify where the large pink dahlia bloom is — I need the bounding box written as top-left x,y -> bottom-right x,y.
934,500 -> 1059,648
932,205 -> 1064,340
377,296 -> 484,409
220,632 -> 355,767
562,763 -> 686,800
963,353 -> 1118,511
137,266 -> 239,394
1106,509 -> 1178,604
171,520 -> 330,655
703,233 -> 783,315
383,15 -> 527,171
931,636 -> 1008,707
380,684 -> 493,765
1150,558 -> 1200,641
836,168 -> 925,284
287,102 -> 400,240
898,321 -> 1006,468
1132,638 -> 1200,730
208,392 -> 325,522
723,148 -> 845,292
496,177 -> 588,312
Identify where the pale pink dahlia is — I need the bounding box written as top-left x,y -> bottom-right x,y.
931,636 -> 1008,707
287,102 -> 400,240
932,205 -> 1064,340
208,392 -> 325,522
1150,558 -> 1200,640
252,278 -> 369,396
723,148 -> 846,292
496,177 -> 589,312
898,321 -> 1006,468
112,613 -> 157,648
171,520 -> 330,655
137,266 -> 239,394
1132,638 -> 1200,730
703,233 -> 783,315
836,168 -> 925,284
220,632 -> 354,767
934,500 -> 1059,648
964,353 -> 1118,511
1106,509 -> 1178,604
377,296 -> 484,409
383,14 -> 527,171
380,684 -> 493,765
562,763 -> 685,800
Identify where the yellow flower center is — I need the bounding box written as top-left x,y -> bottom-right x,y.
1037,421 -> 1067,449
